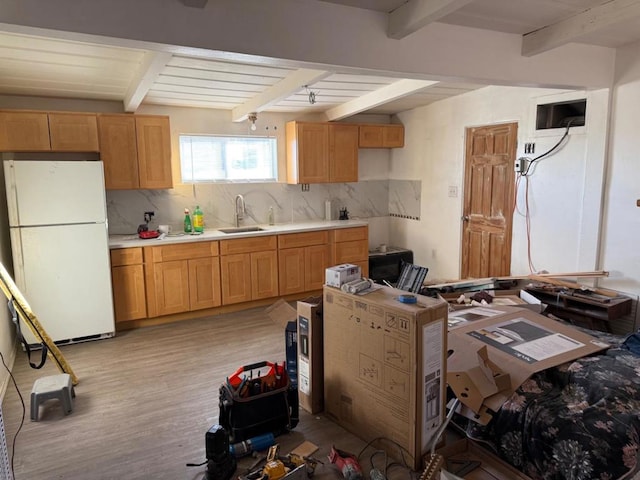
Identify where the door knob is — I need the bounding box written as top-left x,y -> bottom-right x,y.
462,215 -> 470,221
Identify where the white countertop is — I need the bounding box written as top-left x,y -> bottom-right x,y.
108,219 -> 368,249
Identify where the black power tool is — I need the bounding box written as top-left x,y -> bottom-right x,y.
205,424 -> 236,480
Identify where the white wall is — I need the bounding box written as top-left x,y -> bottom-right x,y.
599,40 -> 640,295
391,86 -> 610,283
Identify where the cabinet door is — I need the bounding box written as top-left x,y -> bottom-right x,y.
220,253 -> 252,305
358,125 -> 384,148
329,123 -> 358,182
136,116 -> 173,189
49,112 -> 99,151
305,244 -> 331,291
98,114 -> 139,189
0,111 -> 50,151
189,256 -> 221,310
154,260 -> 190,315
111,264 -> 147,322
294,122 -> 329,184
383,124 -> 404,147
279,247 -> 306,295
251,250 -> 279,300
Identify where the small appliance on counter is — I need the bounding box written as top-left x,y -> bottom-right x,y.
368,246 -> 414,285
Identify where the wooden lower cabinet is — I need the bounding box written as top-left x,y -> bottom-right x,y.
144,241 -> 221,317
220,250 -> 278,304
110,248 -> 147,322
279,244 -> 330,295
220,236 -> 278,305
332,226 -> 369,277
111,264 -> 147,322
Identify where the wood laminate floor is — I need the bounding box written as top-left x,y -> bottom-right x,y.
1,306 -> 422,480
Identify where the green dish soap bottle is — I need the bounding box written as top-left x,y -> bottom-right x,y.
193,205 -> 204,233
184,208 -> 192,233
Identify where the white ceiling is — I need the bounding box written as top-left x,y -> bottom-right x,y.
1,0 -> 640,119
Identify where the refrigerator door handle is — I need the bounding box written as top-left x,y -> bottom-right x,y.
9,229 -> 26,290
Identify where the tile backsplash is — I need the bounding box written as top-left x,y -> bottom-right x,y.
106,179 -> 421,235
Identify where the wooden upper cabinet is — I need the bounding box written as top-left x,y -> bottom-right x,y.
98,114 -> 139,189
286,121 -> 358,184
98,114 -> 172,190
329,123 -> 358,183
48,112 -> 99,152
0,111 -> 50,151
136,115 -> 172,189
359,124 -> 404,148
286,121 -> 329,184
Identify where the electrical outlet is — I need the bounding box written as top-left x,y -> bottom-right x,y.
515,157 -> 528,173
448,185 -> 458,197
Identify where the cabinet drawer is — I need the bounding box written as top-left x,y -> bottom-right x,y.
149,241 -> 218,262
333,226 -> 368,243
220,235 -> 277,255
334,240 -> 368,264
111,247 -> 143,266
278,230 -> 329,249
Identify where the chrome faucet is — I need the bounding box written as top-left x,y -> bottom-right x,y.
234,194 -> 245,227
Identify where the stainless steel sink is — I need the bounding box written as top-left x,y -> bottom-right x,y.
218,226 -> 265,234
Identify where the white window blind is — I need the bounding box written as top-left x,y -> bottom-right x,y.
180,135 -> 277,183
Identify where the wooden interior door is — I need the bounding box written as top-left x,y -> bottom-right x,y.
461,122 -> 517,279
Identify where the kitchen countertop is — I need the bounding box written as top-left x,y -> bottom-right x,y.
108,219 -> 368,249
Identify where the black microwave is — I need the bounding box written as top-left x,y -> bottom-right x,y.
368,248 -> 413,284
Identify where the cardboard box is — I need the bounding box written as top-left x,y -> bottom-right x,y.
447,306 -> 609,422
325,264 -> 361,288
297,296 -> 323,414
265,299 -> 298,386
323,285 -> 448,470
435,438 -> 533,480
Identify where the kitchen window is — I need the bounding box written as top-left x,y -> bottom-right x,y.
179,134 -> 277,183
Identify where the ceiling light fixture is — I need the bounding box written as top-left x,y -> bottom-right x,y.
304,85 -> 318,105
248,112 -> 258,131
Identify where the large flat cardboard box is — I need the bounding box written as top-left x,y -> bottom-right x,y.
323,285 -> 448,470
297,296 -> 323,414
447,306 -> 609,421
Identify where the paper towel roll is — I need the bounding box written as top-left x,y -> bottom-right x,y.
325,200 -> 332,221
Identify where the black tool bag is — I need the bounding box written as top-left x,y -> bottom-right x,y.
218,361 -> 298,442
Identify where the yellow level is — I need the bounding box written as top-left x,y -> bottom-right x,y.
0,262 -> 78,385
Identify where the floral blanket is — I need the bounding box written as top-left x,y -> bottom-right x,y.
459,329 -> 640,480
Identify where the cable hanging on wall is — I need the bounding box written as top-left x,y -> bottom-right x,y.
513,119 -> 577,274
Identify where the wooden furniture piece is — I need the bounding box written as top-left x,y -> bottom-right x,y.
219,235 -> 278,304
285,121 -> 359,184
110,247 -> 147,322
144,241 -> 221,317
525,286 -> 632,332
98,114 -> 172,190
331,226 -> 369,276
278,230 -> 331,295
358,124 -> 404,148
0,110 -> 99,152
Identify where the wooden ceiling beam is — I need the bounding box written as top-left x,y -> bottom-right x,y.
124,51 -> 172,112
325,79 -> 438,121
388,0 -> 473,40
231,68 -> 330,122
522,0 -> 640,57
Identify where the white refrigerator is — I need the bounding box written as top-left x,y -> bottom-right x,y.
4,160 -> 115,345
